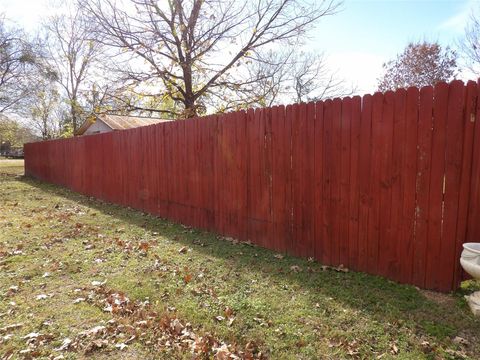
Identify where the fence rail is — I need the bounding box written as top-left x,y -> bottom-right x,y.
25,79 -> 480,292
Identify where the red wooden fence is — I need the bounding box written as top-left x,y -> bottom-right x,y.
24,80 -> 480,292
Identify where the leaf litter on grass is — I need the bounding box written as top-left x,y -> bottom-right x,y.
62,284 -> 266,359
2,161 -> 480,359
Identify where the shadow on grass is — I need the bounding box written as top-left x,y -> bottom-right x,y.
19,176 -> 480,344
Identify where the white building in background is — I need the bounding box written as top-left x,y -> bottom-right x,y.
76,114 -> 172,136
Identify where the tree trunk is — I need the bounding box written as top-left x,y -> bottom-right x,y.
183,96 -> 197,118
71,101 -> 78,132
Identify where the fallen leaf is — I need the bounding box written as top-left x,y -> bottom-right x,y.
6,286 -> 18,296
91,280 -> 106,287
224,306 -> 234,318
184,273 -> 192,284
215,344 -> 233,360
334,264 -> 349,273
296,339 -> 306,347
80,325 -> 106,337
42,320 -> 53,327
0,323 -> 23,334
85,339 -> 108,353
245,340 -> 258,354
23,332 -> 40,340
171,319 -> 184,335
115,342 -> 128,350
124,335 -> 136,344
453,336 -> 469,346
54,338 -> 72,351
138,241 -> 150,252
290,265 -> 302,273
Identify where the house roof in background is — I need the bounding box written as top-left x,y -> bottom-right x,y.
101,114 -> 171,130
76,114 -> 173,136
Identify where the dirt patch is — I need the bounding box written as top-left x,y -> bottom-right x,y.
420,290 -> 456,307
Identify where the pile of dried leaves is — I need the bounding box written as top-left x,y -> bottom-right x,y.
65,285 -> 267,359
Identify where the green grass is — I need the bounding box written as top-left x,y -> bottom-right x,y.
1,159 -> 480,359
0,158 -> 24,174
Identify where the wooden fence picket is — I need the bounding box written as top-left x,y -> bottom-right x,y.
24,80 -> 480,292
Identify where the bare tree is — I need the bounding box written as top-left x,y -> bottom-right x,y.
378,41 -> 457,92
44,4 -> 106,131
28,79 -> 61,140
196,49 -> 293,111
0,17 -> 44,113
288,52 -> 355,102
213,50 -> 355,109
459,11 -> 480,76
80,0 -> 340,118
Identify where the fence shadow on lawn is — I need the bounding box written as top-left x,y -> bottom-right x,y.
20,175 -> 480,346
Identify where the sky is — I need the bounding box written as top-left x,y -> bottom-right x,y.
311,0 -> 478,93
0,0 -> 478,94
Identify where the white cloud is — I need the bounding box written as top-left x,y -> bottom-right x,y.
439,0 -> 476,34
325,51 -> 386,95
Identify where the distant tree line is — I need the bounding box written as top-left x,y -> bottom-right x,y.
1,0 -> 356,143
1,0 -> 480,146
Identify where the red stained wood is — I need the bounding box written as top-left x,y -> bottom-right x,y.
412,86 -> 434,288
377,91 -> 395,279
201,116 -> 217,230
23,80 -> 480,292
440,80 -> 466,291
424,82 -> 448,290
272,105 -> 292,253
390,89 -> 407,282
214,112 -> 247,239
400,87 -> 419,285
453,81 -> 477,287
291,102 -> 315,257
322,100 -> 334,265
367,92 -> 384,275
348,96 -> 362,269
247,108 -> 273,248
466,80 -> 480,263
357,94 -> 373,273
331,99 -> 342,265
339,97 -> 351,267
314,101 -> 324,262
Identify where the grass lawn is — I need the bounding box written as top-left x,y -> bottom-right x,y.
1,159 -> 480,359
